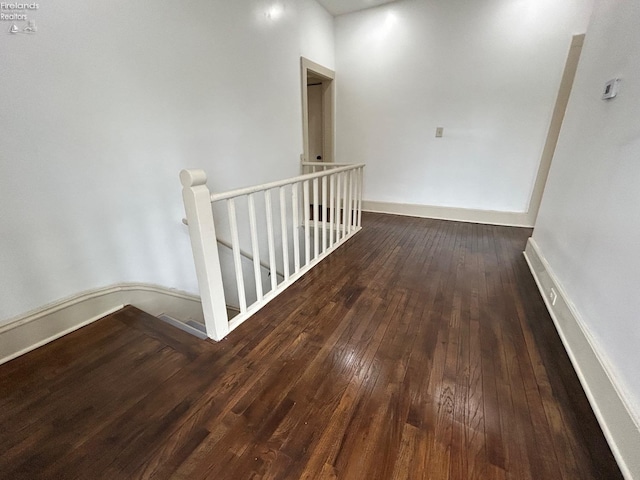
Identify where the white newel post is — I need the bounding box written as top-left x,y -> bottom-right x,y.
180,169 -> 229,341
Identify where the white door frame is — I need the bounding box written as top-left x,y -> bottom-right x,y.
301,57 -> 335,164
527,34 -> 585,224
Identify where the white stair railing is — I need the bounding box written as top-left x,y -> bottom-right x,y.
180,163 -> 365,341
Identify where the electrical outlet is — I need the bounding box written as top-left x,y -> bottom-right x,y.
549,288 -> 558,306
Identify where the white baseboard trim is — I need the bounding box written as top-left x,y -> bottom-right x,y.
524,238 -> 640,480
0,283 -> 204,366
362,200 -> 533,227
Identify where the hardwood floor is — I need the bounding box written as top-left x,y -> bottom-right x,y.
0,213 -> 622,479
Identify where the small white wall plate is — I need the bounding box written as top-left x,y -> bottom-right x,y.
602,78 -> 620,100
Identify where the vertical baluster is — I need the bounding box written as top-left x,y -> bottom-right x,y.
313,177 -> 319,259
335,171 -> 342,242
303,180 -> 311,264
350,169 -> 358,232
329,173 -> 335,248
357,167 -> 363,228
342,171 -> 348,239
292,183 -> 300,273
279,186 -> 290,281
353,168 -> 359,229
227,198 -> 247,313
264,190 -> 277,291
347,169 -> 353,235
247,193 -> 263,302
322,175 -> 327,253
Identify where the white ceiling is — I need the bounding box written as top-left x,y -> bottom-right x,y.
315,0 -> 398,16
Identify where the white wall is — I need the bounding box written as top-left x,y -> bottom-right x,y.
334,0 -> 593,213
533,0 -> 640,425
0,0 -> 334,323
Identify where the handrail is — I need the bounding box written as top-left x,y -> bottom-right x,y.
210,163 -> 365,203
182,218 -> 284,279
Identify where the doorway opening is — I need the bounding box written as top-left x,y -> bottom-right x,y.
301,57 -> 335,165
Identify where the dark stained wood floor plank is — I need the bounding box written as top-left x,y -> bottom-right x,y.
0,213 -> 623,480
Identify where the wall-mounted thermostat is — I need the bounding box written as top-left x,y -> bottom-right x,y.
602,78 -> 620,100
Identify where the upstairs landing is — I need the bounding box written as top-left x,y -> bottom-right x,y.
0,213 -> 622,480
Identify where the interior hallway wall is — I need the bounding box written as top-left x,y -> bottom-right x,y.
0,0 -> 334,323
533,0 -> 640,434
334,0 -> 593,215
